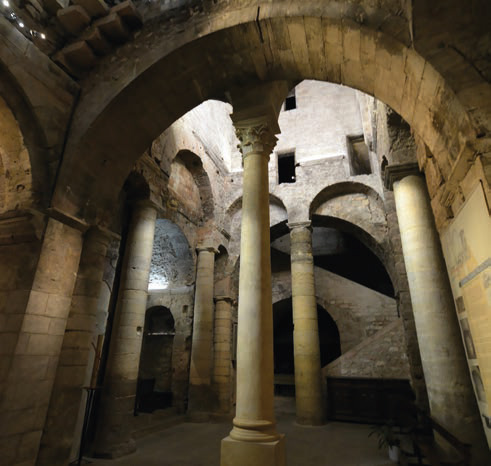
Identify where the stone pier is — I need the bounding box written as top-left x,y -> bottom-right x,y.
94,201 -> 157,458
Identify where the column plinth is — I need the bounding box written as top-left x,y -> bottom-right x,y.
94,201 -> 157,458
221,115 -> 286,466
289,221 -> 324,426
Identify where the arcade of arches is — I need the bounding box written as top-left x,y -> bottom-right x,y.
0,1 -> 490,465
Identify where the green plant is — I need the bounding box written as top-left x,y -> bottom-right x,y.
369,422 -> 401,449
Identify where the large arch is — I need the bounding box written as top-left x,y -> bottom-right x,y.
49,13 -> 485,224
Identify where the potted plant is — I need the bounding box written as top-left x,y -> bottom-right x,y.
369,422 -> 401,462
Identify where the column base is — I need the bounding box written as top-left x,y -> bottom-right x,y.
221,435 -> 286,466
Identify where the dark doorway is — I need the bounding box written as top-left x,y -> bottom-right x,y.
278,152 -> 296,184
136,306 -> 175,413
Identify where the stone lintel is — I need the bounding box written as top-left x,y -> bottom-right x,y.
47,206 -> 89,232
384,162 -> 420,190
287,220 -> 312,231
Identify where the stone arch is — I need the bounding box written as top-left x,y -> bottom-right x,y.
172,150 -> 214,222
310,182 -> 387,243
0,91 -> 41,213
0,60 -> 62,212
52,14 -> 483,223
311,214 -> 397,297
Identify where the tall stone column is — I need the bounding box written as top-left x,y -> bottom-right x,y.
188,245 -> 217,417
94,201 -> 157,458
289,221 -> 324,425
0,214 -> 85,466
213,295 -> 233,414
386,164 -> 489,463
37,226 -> 113,465
221,115 -> 285,466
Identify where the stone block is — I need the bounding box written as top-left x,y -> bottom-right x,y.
57,6 -> 91,36
112,0 -> 142,30
73,0 -> 108,18
94,13 -> 129,44
62,41 -> 97,70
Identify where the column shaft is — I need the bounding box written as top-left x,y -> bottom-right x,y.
94,202 -> 157,458
394,174 -> 489,463
37,227 -> 112,465
213,296 -> 233,414
289,223 -> 324,425
0,217 -> 83,466
188,246 -> 216,415
221,116 -> 285,466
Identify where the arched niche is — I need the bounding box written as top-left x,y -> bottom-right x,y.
136,306 -> 176,413
148,219 -> 194,291
310,182 -> 387,244
170,150 -> 214,224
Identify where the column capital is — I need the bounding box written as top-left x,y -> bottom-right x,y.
131,198 -> 163,214
234,117 -> 278,159
383,162 -> 420,190
196,245 -> 219,255
287,220 -> 312,232
215,295 -> 233,304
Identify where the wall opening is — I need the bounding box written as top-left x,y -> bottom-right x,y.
273,298 -> 341,396
278,152 -> 296,184
348,136 -> 371,175
136,306 -> 176,413
284,89 -> 296,111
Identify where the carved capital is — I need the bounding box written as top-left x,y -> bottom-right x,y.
287,220 -> 312,232
234,118 -> 278,159
383,162 -> 420,190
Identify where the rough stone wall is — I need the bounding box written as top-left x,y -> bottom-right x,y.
325,319 -> 410,379
276,81 -> 364,164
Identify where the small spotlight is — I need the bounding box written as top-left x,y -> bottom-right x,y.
2,0 -> 9,6
40,33 -> 46,39
18,21 -> 24,28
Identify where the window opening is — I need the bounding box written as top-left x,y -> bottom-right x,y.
284,89 -> 296,111
348,135 -> 371,175
278,152 -> 296,184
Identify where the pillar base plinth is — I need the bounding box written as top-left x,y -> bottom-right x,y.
221,435 -> 286,466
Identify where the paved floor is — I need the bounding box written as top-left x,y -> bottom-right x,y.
89,398 -> 394,466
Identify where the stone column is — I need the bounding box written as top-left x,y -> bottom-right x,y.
221,115 -> 285,466
386,163 -> 489,463
289,221 -> 324,425
188,245 -> 217,417
94,201 -> 157,458
0,214 -> 85,466
213,295 -> 233,415
37,227 -> 113,465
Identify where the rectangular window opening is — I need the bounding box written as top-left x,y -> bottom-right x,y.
284,89 -> 296,111
348,136 -> 372,176
278,152 -> 296,184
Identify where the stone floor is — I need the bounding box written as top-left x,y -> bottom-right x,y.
89,398 -> 395,466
